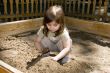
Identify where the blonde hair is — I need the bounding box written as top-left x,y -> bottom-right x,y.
43,5 -> 65,36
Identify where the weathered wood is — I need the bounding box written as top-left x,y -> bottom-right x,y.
21,0 -> 24,15
92,0 -> 96,15
64,0 -> 67,13
82,0 -> 85,15
26,0 -> 29,14
3,0 -> 7,15
40,0 -> 42,16
0,18 -> 43,36
15,0 -> 19,20
87,0 -> 91,14
31,0 -> 34,13
0,0 -> 110,22
3,0 -> 8,22
0,60 -> 23,73
35,0 -> 38,16
48,0 -> 50,8
68,0 -> 71,14
44,0 -> 46,13
0,66 -> 12,73
51,0 -> 54,6
65,16 -> 110,38
1,17 -> 110,38
98,0 -> 102,16
104,0 -> 108,16
9,0 -> 13,15
10,0 -> 14,21
15,0 -> 19,15
78,0 -> 81,13
73,0 -> 76,14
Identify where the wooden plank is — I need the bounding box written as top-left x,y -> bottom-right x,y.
78,0 -> 81,13
65,16 -> 110,38
64,0 -> 67,13
3,0 -> 7,15
3,0 -> 8,22
1,16 -> 110,38
55,0 -> 58,5
69,0 -> 71,14
44,0 -> 46,13
60,0 -> 63,6
82,0 -> 85,15
92,0 -> 96,15
104,0 -> 108,16
35,0 -> 38,16
15,0 -> 19,15
0,18 -> 43,36
15,0 -> 19,20
40,0 -> 42,16
73,0 -> 76,14
9,0 -> 14,21
98,0 -> 102,16
0,60 -> 23,73
21,0 -> 24,15
31,0 -> 34,13
9,0 -> 13,15
48,0 -> 50,8
0,14 -> 37,19
0,66 -> 12,73
51,0 -> 54,6
26,0 -> 29,14
87,0 -> 91,14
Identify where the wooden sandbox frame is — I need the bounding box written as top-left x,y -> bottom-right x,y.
0,16 -> 110,72
0,17 -> 110,37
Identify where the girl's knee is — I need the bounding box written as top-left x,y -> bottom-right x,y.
61,56 -> 71,64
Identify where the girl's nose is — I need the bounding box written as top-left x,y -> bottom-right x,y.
50,25 -> 54,29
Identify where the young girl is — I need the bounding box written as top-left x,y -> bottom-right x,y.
35,5 -> 72,64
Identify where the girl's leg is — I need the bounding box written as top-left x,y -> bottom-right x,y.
56,39 -> 64,51
41,37 -> 59,52
56,39 -> 72,51
61,55 -> 72,64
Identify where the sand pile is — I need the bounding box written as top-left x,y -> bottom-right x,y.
0,29 -> 110,73
27,57 -> 66,73
0,35 -> 94,73
0,36 -> 39,72
27,56 -> 94,73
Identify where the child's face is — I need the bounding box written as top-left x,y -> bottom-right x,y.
46,21 -> 60,32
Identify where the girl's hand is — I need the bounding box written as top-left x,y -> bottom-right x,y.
51,57 -> 58,61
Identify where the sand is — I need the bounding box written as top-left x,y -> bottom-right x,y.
0,29 -> 110,73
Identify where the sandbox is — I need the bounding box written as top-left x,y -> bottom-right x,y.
0,17 -> 110,73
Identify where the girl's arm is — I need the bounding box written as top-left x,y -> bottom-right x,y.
35,26 -> 44,53
34,35 -> 43,53
53,39 -> 72,61
35,35 -> 49,54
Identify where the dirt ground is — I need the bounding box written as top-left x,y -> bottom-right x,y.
0,29 -> 110,73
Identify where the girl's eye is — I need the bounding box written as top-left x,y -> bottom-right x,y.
47,23 -> 58,27
47,23 -> 51,26
54,24 -> 58,26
